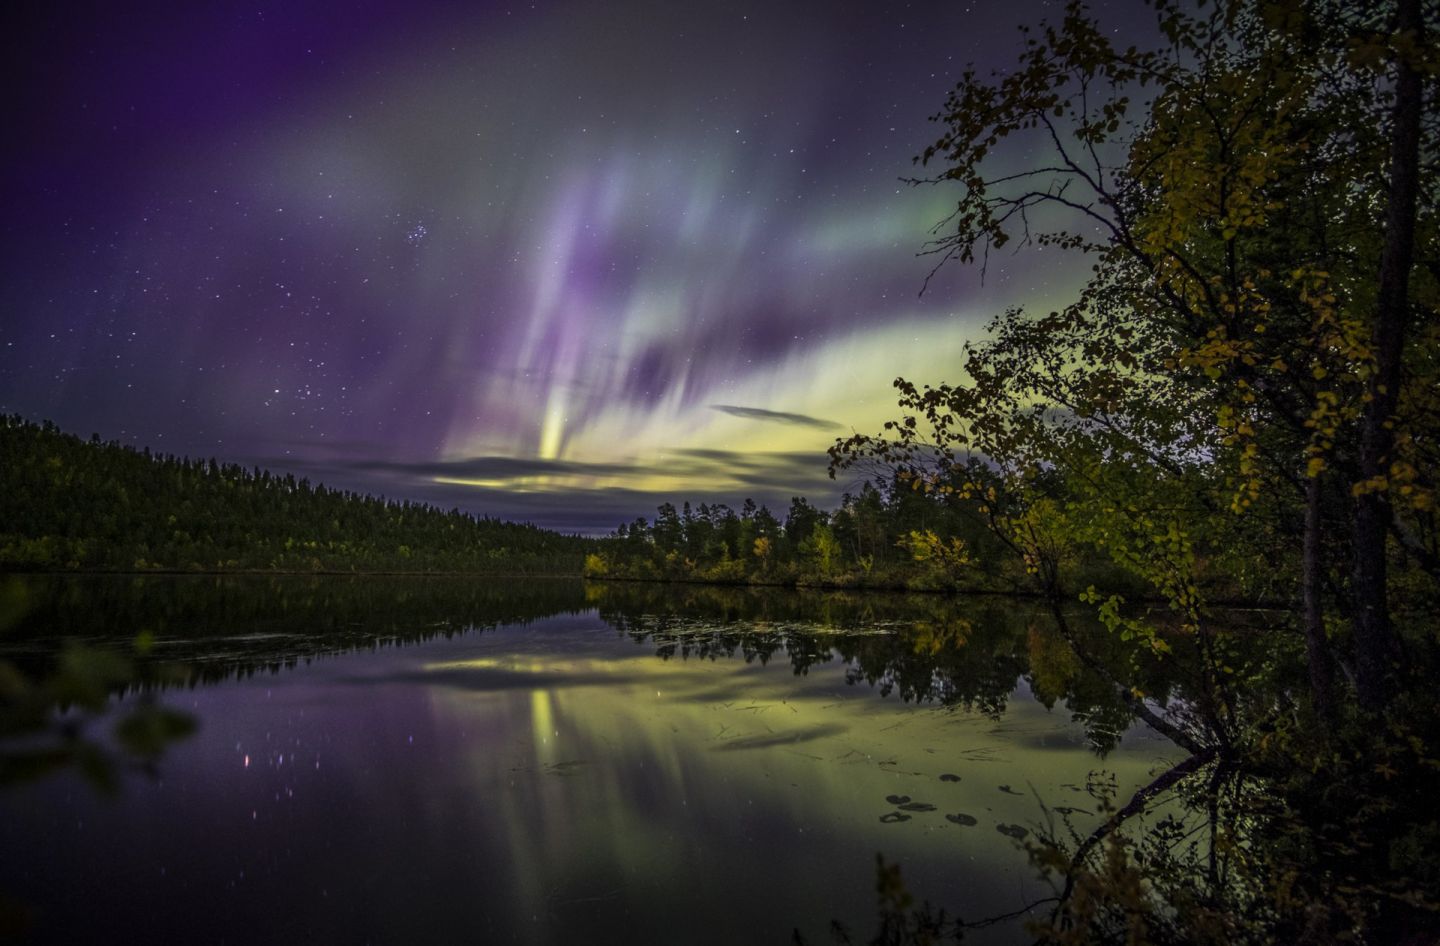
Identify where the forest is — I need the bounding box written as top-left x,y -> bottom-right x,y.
586,478 -> 1167,597
0,416 -> 594,574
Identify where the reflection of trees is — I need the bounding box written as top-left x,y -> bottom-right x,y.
8,574 -> 1220,770
4,574 -> 591,686
18,575 -> 1429,942
643,582 -> 1436,944
808,599 -> 1440,943
834,622 -> 1023,717
1,574 -> 593,792
600,582 -> 1280,945
1026,609 -> 1438,941
588,581 -> 1198,751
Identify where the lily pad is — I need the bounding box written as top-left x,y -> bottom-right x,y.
885,794 -> 911,805
545,760 -> 587,777
1052,806 -> 1093,816
996,823 -> 1029,840
998,785 -> 1024,796
939,773 -> 961,782
879,812 -> 912,824
898,801 -> 936,812
945,813 -> 978,826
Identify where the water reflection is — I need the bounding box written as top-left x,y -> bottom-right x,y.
591,582 -> 1161,753
0,576 -> 1179,944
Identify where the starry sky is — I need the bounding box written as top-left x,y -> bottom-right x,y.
1,0 -> 1151,533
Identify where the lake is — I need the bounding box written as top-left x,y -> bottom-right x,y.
0,576 -> 1177,945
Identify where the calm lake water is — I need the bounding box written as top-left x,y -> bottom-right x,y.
0,576 -> 1176,945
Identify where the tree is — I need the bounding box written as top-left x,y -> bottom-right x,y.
827,2 -> 1440,939
783,497 -> 827,560
832,0 -> 1437,717
801,523 -> 843,577
652,503 -> 684,556
1351,0 -> 1429,710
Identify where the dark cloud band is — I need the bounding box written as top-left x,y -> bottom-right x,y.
709,405 -> 841,430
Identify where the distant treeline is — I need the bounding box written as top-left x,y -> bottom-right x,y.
0,416 -> 593,574
585,474 -> 1147,594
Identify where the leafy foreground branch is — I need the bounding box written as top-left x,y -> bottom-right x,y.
0,578 -> 195,795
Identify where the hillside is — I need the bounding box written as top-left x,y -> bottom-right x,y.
0,416 -> 592,574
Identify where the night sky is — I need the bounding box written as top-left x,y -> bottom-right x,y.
2,0 -> 1151,533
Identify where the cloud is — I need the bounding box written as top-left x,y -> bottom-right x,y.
342,455 -> 641,480
709,404 -> 841,430
278,448 -> 827,486
711,723 -> 850,750
355,666 -> 649,692
244,447 -> 844,534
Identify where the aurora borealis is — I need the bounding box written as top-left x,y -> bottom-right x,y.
2,0 -> 1142,531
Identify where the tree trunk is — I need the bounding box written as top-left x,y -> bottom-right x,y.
1352,0 -> 1424,713
1304,474 -> 1335,723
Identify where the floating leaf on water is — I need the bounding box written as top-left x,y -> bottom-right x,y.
945,813 -> 978,826
996,823 -> 1029,840
998,785 -> 1023,796
939,773 -> 961,782
879,812 -> 912,824
884,794 -> 911,805
546,760 -> 588,776
898,801 -> 936,812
